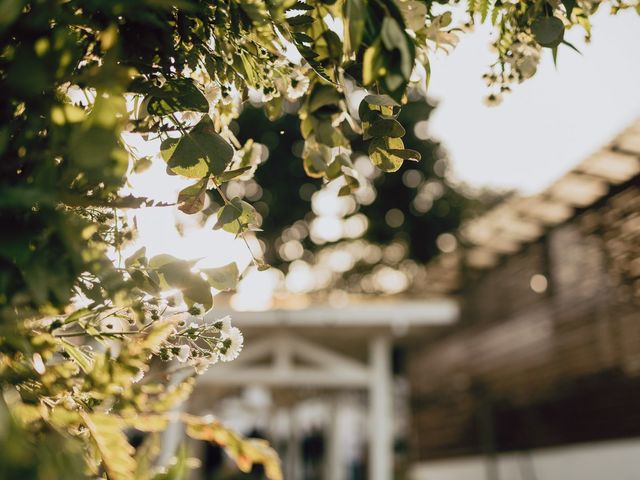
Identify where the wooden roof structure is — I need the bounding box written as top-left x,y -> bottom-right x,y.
423,119 -> 640,293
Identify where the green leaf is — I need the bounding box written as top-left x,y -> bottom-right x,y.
125,414 -> 170,433
386,148 -> 421,161
168,115 -> 234,178
363,94 -> 400,108
336,152 -> 353,168
362,38 -> 383,85
344,0 -> 366,54
160,137 -> 179,162
561,39 -> 582,55
63,307 -> 91,325
303,150 -> 328,178
213,200 -> 243,230
338,175 -> 359,196
62,340 -> 93,373
125,246 -> 147,268
69,126 -> 119,170
325,159 -> 343,180
294,32 -> 314,44
531,16 -> 565,48
157,261 -> 212,309
308,85 -> 342,113
183,414 -> 283,480
323,30 -> 343,62
288,1 -> 314,11
491,4 -> 500,25
478,0 -> 490,23
215,166 -> 253,183
397,0 -> 427,31
149,254 -> 183,269
133,156 -> 152,173
380,17 -> 414,80
380,17 -> 404,51
146,79 -> 209,116
562,0 -> 577,18
202,262 -> 240,290
218,198 -> 259,235
81,412 -> 136,480
368,137 -> 406,172
359,95 -> 400,127
366,118 -> 406,138
0,0 -> 23,31
287,15 -> 315,27
177,179 -> 208,214
315,120 -> 347,147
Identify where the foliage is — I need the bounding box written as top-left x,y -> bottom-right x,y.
0,0 -> 637,478
235,96 -> 510,296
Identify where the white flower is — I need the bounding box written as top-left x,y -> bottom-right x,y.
177,345 -> 191,363
173,312 -> 190,328
483,93 -> 503,107
189,303 -> 205,316
219,327 -> 243,362
99,317 -> 122,332
193,353 -> 218,374
286,73 -> 310,100
204,83 -> 221,105
205,84 -> 222,116
214,315 -> 233,335
164,291 -> 185,309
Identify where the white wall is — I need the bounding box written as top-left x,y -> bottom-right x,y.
410,438 -> 640,480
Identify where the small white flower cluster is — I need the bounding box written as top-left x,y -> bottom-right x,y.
507,38 -> 542,81
482,32 -> 542,106
142,290 -> 188,325
157,312 -> 243,374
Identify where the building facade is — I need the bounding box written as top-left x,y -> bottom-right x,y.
408,122 -> 640,479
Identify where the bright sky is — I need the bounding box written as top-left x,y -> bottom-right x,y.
427,8 -> 640,194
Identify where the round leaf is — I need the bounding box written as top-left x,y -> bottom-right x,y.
367,118 -> 406,138
168,115 -> 234,178
368,137 -> 405,172
177,179 -> 208,214
531,17 -> 565,48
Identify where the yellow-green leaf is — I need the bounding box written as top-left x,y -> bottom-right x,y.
62,340 -> 94,373
182,414 -> 283,480
368,137 -> 405,172
81,412 -> 136,480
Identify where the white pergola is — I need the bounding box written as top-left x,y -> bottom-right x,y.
195,299 -> 459,480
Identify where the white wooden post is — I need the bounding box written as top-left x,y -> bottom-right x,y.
369,335 -> 393,480
326,397 -> 345,480
158,368 -> 191,469
158,400 -> 186,468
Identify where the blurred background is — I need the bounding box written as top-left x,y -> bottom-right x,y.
130,7 -> 640,480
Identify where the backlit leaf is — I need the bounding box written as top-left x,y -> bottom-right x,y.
202,262 -> 240,291
168,115 -> 234,178
183,414 -> 283,480
368,137 -> 405,172
146,79 -> 209,116
81,412 -> 136,480
178,179 -> 208,214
